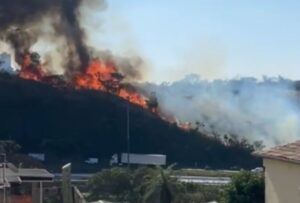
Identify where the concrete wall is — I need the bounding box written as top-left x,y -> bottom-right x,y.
264,158 -> 300,203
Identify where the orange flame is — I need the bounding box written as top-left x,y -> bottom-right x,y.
74,60 -> 116,90
119,89 -> 146,107
74,59 -> 147,108
178,122 -> 192,131
18,54 -> 45,81
159,113 -> 192,131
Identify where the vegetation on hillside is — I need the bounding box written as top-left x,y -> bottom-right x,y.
0,140 -> 44,168
0,73 -> 261,169
0,140 -> 20,154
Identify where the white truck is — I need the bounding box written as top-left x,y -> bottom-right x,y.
110,153 -> 167,166
85,158 -> 99,164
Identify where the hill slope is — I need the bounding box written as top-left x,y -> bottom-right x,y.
0,73 -> 261,170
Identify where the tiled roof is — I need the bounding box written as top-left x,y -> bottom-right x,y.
254,140 -> 300,164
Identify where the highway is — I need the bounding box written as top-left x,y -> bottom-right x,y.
176,175 -> 231,185
54,173 -> 231,185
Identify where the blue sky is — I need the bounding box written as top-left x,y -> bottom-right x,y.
89,0 -> 300,82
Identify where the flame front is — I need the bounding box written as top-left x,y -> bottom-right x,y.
17,53 -> 147,108
74,60 -> 117,90
15,53 -> 190,131
119,89 -> 146,107
74,59 -> 147,108
19,53 -> 45,81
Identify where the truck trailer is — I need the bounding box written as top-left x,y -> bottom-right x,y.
110,153 -> 167,166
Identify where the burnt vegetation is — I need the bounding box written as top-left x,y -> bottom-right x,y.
0,73 -> 261,170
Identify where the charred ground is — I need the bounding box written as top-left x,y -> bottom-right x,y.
0,73 -> 261,171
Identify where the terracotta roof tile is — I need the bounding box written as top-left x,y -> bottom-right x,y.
254,140 -> 300,164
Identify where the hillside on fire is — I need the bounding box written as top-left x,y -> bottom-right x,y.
0,0 -> 265,172
0,72 -> 260,169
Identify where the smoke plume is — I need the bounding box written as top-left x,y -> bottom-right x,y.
59,0 -> 90,71
138,75 -> 300,146
0,0 -> 105,73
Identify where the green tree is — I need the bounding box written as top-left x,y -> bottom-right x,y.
221,171 -> 264,203
0,140 -> 21,154
87,166 -> 224,203
131,167 -> 157,202
141,165 -> 182,203
87,167 -> 132,202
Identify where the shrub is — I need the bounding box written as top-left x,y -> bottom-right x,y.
221,171 -> 264,203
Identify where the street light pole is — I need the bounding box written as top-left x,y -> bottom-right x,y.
126,101 -> 130,168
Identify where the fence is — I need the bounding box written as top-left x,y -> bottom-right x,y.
73,186 -> 87,203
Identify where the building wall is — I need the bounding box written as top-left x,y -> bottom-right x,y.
264,158 -> 300,203
0,53 -> 13,73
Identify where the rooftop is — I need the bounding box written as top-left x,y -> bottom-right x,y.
254,140 -> 300,164
0,163 -> 54,186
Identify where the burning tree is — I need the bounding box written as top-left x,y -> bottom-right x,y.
146,92 -> 159,112
19,52 -> 45,81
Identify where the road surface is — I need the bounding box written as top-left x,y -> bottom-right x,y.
176,175 -> 231,185
54,173 -> 231,185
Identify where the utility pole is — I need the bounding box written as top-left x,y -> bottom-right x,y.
2,153 -> 6,203
126,101 -> 130,168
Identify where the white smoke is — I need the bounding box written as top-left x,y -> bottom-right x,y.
138,74 -> 300,146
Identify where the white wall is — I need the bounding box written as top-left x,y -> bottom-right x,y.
264,158 -> 300,203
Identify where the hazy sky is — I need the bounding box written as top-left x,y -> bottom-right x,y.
90,0 -> 300,82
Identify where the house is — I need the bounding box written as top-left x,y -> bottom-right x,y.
255,140 -> 300,203
0,162 -> 54,203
